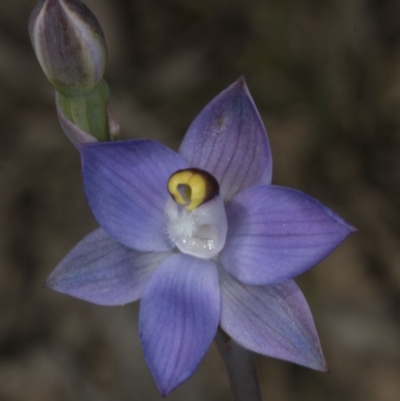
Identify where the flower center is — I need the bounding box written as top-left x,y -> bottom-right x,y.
167,168 -> 219,211
165,168 -> 227,259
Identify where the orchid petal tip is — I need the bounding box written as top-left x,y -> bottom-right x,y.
236,75 -> 247,86
319,358 -> 330,373
43,274 -> 55,290
349,224 -> 358,233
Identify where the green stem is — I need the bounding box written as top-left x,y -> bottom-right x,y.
57,79 -> 111,142
215,330 -> 263,401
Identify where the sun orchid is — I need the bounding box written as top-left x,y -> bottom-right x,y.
46,78 -> 354,396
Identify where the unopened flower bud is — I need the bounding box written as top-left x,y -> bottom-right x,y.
29,0 -> 107,95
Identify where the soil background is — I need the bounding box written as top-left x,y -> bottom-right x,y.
0,1 -> 399,400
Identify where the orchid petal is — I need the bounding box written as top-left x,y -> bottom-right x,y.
139,254 -> 220,396
221,185 -> 355,285
179,78 -> 272,201
219,268 -> 327,371
46,228 -> 170,305
80,140 -> 187,252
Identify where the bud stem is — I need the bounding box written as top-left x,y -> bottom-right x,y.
57,79 -> 111,142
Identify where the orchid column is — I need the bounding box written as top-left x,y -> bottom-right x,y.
29,0 -> 118,145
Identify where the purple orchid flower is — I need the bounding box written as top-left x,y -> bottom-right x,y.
46,78 -> 354,396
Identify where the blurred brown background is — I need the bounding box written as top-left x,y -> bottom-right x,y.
0,0 -> 399,400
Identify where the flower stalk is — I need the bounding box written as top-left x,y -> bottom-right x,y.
215,330 -> 263,401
